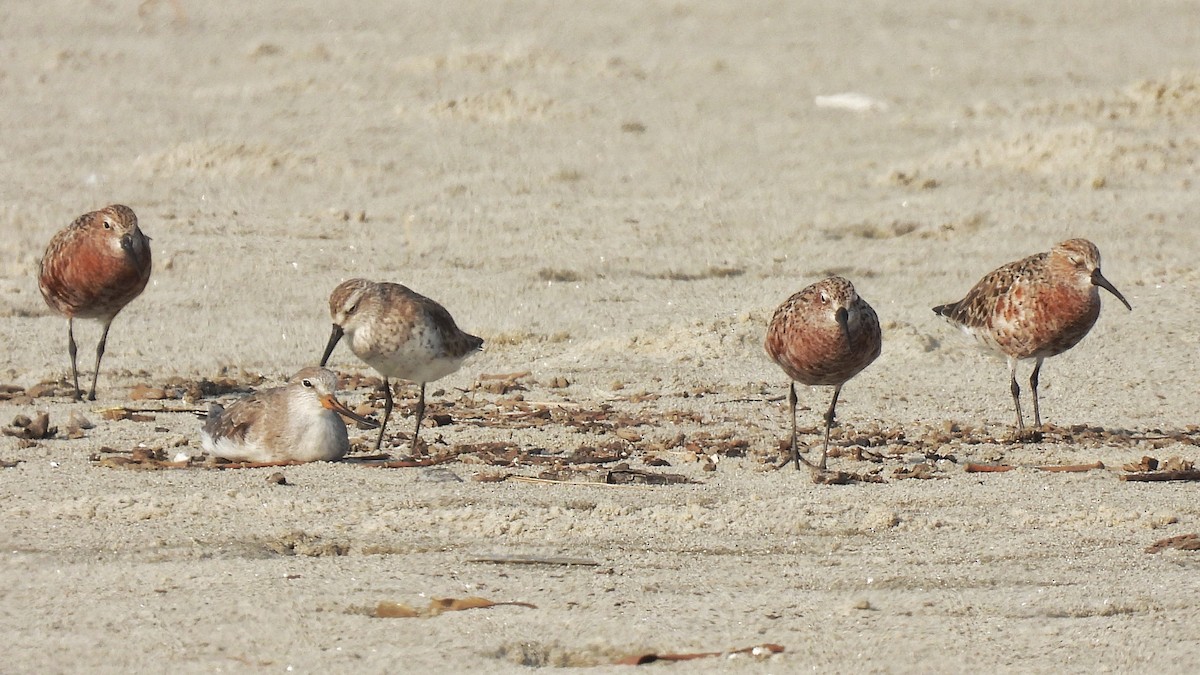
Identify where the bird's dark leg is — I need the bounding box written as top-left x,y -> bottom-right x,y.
1008,358 -> 1025,435
820,384 -> 843,471
774,382 -> 820,472
375,378 -> 393,451
411,382 -> 427,454
88,318 -> 114,401
1029,357 -> 1044,429
67,318 -> 82,401
788,382 -> 799,470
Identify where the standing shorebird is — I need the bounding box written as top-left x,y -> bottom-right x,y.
38,204 -> 152,401
933,238 -> 1132,436
765,276 -> 882,471
319,279 -> 483,453
201,367 -> 378,464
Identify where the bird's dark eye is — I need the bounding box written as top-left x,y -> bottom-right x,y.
302,379 -> 313,388
347,302 -> 359,315
103,220 -> 112,230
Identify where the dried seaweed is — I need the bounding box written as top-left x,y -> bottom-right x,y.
1145,533 -> 1200,554
1120,456 -> 1200,482
80,374 -> 1200,479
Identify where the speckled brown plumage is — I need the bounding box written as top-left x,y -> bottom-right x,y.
765,276 -> 881,471
933,238 -> 1132,434
320,278 -> 482,453
38,204 -> 152,400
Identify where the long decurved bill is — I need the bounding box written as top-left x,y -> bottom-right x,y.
1092,269 -> 1132,311
320,324 -> 344,367
320,394 -> 379,429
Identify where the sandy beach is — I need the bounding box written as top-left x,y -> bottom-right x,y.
3,1 -> 1200,671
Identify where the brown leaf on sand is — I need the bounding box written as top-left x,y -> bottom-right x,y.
1145,533 -> 1200,554
98,408 -> 157,422
1161,456 -> 1195,472
374,601 -> 421,618
3,412 -> 56,440
615,642 -> 784,665
428,596 -> 537,615
373,596 -> 536,618
1124,456 -> 1158,472
1120,456 -> 1200,482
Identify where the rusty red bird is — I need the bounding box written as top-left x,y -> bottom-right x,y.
933,238 -> 1131,436
765,276 -> 882,471
38,204 -> 152,401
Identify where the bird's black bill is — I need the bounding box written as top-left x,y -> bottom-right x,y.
1092,269 -> 1132,311
835,307 -> 851,347
120,233 -> 150,268
320,324 -> 344,367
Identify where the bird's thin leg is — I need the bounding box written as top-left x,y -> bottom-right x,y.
66,318 -> 82,401
1029,357 -> 1044,429
1008,358 -> 1025,434
87,318 -> 114,401
375,378 -> 393,451
788,382 -> 799,470
411,382 -> 427,454
774,382 -> 819,471
819,384 -> 843,471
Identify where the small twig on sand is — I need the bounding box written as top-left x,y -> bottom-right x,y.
96,405 -> 206,415
1121,470 -> 1200,482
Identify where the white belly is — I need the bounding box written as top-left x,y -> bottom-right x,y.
350,323 -> 471,383
201,409 -> 349,463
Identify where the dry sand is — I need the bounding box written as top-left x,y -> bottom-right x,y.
3,1 -> 1200,672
